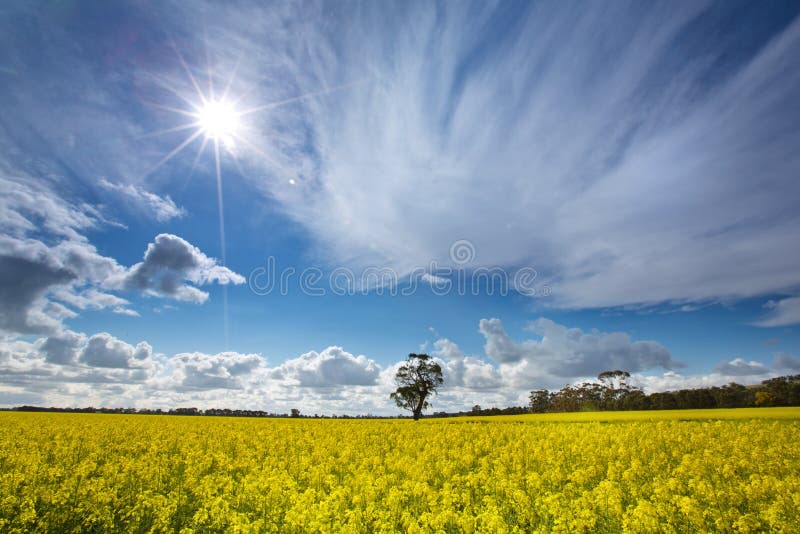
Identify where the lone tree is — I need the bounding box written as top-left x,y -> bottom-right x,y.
390,353 -> 443,420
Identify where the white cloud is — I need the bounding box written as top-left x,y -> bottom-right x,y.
0,232 -> 240,334
0,236 -> 94,334
267,346 -> 381,387
772,352 -> 800,372
479,317 -> 680,389
98,179 -> 186,222
52,288 -> 135,316
0,176 -> 101,240
2,3 -> 798,312
0,318 -> 791,414
712,358 -> 771,376
211,3 -> 800,309
116,234 -> 244,304
431,339 -> 502,390
79,333 -> 154,369
421,273 -> 449,286
169,351 -> 263,390
752,297 -> 800,327
630,370 -> 777,392
39,331 -> 86,365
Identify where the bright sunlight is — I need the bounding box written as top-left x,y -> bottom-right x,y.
194,100 -> 242,144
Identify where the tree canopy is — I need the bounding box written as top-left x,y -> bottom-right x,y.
390,353 -> 444,420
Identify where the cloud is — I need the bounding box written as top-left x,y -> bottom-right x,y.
79,333 -> 154,369
267,346 -> 381,387
0,176 -> 101,240
0,232 -> 126,334
631,370 -> 776,392
0,321 -> 788,414
431,339 -> 501,390
52,287 -> 135,315
421,273 -> 449,286
752,297 -> 800,327
0,330 -> 162,403
39,330 -> 86,365
773,352 -> 800,372
0,231 -> 236,334
203,2 -> 800,309
98,179 -> 186,222
170,351 -> 263,390
118,234 -> 244,303
0,239 -> 77,334
479,317 -> 680,389
3,2 -> 798,312
712,358 -> 771,376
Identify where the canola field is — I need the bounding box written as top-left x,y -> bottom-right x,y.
1,408 -> 799,533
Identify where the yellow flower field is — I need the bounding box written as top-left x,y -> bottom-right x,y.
1,409 -> 799,533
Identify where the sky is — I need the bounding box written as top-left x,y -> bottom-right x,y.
1,0 -> 799,415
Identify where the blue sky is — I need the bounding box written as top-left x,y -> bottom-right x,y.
1,1 -> 799,414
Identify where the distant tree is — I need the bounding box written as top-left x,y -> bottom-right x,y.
598,370 -> 631,390
390,353 -> 444,420
597,370 -> 641,409
529,390 -> 551,413
472,404 -> 482,413
755,391 -> 776,407
290,408 -> 301,418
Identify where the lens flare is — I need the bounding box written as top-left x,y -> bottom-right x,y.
195,100 -> 241,144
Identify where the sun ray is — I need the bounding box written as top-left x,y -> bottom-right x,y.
204,29 -> 215,102
171,38 -> 207,105
213,138 -> 229,348
221,55 -> 242,103
143,129 -> 204,178
145,42 -> 366,350
228,132 -> 283,169
180,135 -> 210,192
136,122 -> 199,140
143,101 -> 201,119
237,78 -> 369,116
147,73 -> 201,110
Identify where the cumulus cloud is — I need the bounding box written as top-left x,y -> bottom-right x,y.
0,240 -> 77,334
712,358 -> 771,376
0,232 -> 240,334
118,234 -> 244,303
631,370 -> 775,393
170,352 -> 263,390
431,339 -> 501,390
0,320 -> 791,414
39,330 -> 86,365
268,346 -> 381,387
479,318 -> 679,389
98,179 -> 186,222
752,297 -> 800,327
79,333 -> 154,369
0,330 -> 162,404
0,233 -> 125,334
773,352 -> 800,372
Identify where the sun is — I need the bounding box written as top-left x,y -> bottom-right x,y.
193,99 -> 242,144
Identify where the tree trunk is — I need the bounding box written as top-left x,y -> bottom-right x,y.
412,410 -> 420,421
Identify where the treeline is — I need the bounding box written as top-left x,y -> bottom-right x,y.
9,372 -> 800,419
528,371 -> 800,413
432,405 -> 530,418
8,406 -> 393,419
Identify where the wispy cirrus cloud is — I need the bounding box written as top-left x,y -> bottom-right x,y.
752,297 -> 800,327
98,179 -> 185,222
218,2 -> 800,309
3,2 -> 798,310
